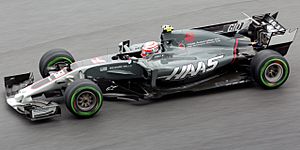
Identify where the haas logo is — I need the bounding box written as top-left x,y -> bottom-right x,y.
165,55 -> 224,80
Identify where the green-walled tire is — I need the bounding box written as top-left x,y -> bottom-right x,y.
65,79 -> 103,118
39,48 -> 75,78
251,50 -> 290,89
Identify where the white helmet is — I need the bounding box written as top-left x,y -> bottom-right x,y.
141,41 -> 160,58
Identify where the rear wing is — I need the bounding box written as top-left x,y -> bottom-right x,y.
192,12 -> 283,35
193,12 -> 298,55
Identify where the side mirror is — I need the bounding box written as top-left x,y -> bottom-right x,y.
129,57 -> 138,64
112,55 -> 118,60
131,57 -> 138,62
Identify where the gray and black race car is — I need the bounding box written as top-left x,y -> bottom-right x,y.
4,12 -> 297,121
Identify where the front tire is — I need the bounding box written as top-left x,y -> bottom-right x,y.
39,48 -> 75,78
65,79 -> 103,118
251,50 -> 290,89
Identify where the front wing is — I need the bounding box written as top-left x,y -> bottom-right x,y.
4,73 -> 61,121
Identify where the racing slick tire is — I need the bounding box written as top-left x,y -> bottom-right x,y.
250,50 -> 290,89
39,48 -> 75,78
65,79 -> 103,118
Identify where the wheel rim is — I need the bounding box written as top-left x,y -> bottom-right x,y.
70,86 -> 103,117
264,62 -> 284,83
76,91 -> 97,112
259,58 -> 289,87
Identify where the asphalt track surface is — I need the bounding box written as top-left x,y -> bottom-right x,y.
0,0 -> 300,150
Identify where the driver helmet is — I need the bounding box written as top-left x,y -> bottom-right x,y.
141,41 -> 160,58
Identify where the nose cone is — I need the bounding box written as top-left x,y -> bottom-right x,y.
14,93 -> 24,102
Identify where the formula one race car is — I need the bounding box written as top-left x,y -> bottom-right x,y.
4,12 -> 297,121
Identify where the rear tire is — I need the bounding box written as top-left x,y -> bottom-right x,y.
65,79 -> 103,118
250,50 -> 290,89
39,49 -> 75,78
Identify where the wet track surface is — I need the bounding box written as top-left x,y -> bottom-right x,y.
1,0 -> 300,149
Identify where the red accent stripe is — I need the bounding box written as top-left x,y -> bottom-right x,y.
231,38 -> 238,64
141,53 -> 147,57
142,49 -> 154,52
